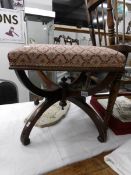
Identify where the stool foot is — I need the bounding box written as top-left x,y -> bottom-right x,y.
68,97 -> 107,142
34,98 -> 39,105
20,97 -> 60,145
20,124 -> 31,145
97,135 -> 107,143
21,133 -> 30,146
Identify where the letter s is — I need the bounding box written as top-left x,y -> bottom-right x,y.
12,15 -> 18,25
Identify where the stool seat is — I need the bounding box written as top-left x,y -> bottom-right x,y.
8,44 -> 126,71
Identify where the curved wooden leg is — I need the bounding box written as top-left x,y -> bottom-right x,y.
21,97 -> 60,145
68,97 -> 107,142
104,73 -> 122,127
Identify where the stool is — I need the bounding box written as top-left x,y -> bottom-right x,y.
8,44 -> 126,145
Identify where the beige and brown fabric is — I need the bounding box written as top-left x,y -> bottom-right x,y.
8,44 -> 126,71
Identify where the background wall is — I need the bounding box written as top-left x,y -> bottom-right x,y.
0,43 -> 29,102
24,0 -> 52,11
0,0 -> 53,102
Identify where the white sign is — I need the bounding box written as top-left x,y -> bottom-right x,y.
0,8 -> 25,43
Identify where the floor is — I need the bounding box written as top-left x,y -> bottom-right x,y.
46,152 -> 118,175
1,101 -> 130,175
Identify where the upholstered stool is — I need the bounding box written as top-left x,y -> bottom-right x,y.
8,44 -> 126,145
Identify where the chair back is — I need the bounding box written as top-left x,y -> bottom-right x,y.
84,0 -> 131,87
84,0 -> 129,47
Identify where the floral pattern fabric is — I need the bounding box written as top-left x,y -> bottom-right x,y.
8,44 -> 126,71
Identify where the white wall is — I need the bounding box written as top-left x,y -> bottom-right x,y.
26,21 -> 49,44
0,43 -> 29,102
24,0 -> 52,11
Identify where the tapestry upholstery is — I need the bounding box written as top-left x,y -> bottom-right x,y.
8,44 -> 126,71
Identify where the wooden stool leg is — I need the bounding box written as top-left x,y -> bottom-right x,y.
104,73 -> 123,128
21,97 -> 60,145
68,97 -> 107,142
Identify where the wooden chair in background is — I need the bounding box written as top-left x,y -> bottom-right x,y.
85,0 -> 131,69
84,0 -> 131,134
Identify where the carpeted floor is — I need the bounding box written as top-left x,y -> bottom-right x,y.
46,151 -> 118,175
